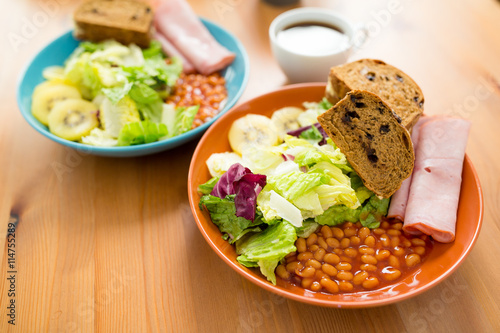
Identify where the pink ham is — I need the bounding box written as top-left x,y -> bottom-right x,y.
154,0 -> 236,75
402,117 -> 471,243
387,116 -> 428,220
154,31 -> 196,73
387,116 -> 441,220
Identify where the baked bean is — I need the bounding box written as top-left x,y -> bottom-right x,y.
296,238 -> 307,253
320,277 -> 339,293
387,229 -> 401,237
400,237 -> 412,248
358,227 -> 370,240
317,237 -> 329,250
286,261 -> 303,273
301,277 -> 314,289
340,238 -> 351,248
361,255 -> 377,265
332,227 -> 344,239
405,254 -> 421,268
376,249 -> 391,261
350,236 -> 361,246
362,277 -> 380,289
310,281 -> 322,292
391,236 -> 400,248
276,264 -> 290,280
353,271 -> 369,285
286,255 -> 297,263
306,233 -> 318,246
337,271 -> 354,281
314,248 -> 326,261
411,238 -> 426,247
359,246 -> 375,255
360,264 -> 377,272
321,225 -> 333,239
393,246 -> 405,256
339,281 -> 354,292
344,227 -> 357,237
381,267 -> 402,281
340,256 -> 353,263
344,247 -> 358,258
391,222 -> 403,230
326,237 -> 340,248
420,235 -> 429,241
305,259 -> 322,270
309,244 -> 319,252
279,219 -> 432,295
413,246 -> 426,256
296,266 -> 316,278
364,236 -> 376,247
336,262 -> 352,271
167,73 -> 228,128
380,234 -> 390,247
323,253 -> 340,265
297,252 -> 313,261
315,270 -> 328,280
388,255 -> 400,268
322,263 -> 338,277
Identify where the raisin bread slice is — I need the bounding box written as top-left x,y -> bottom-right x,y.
325,59 -> 424,130
74,0 -> 154,48
318,90 -> 414,198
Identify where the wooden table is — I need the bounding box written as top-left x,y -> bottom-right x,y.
1,0 -> 499,331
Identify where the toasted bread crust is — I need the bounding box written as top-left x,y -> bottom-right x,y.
325,59 -> 424,130
74,0 -> 154,48
318,90 -> 414,198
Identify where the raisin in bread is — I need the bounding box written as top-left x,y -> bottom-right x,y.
318,90 -> 414,198
74,0 -> 154,48
325,59 -> 424,130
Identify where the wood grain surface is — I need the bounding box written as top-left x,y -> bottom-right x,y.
1,0 -> 499,332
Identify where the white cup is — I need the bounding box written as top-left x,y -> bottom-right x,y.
269,7 -> 367,83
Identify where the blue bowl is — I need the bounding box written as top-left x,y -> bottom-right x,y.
17,19 -> 250,157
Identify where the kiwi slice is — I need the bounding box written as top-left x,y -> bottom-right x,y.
31,82 -> 81,125
48,99 -> 99,141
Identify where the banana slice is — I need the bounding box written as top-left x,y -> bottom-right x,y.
48,99 -> 99,141
31,82 -> 81,125
228,114 -> 279,155
42,66 -> 66,82
206,152 -> 243,177
271,107 -> 304,140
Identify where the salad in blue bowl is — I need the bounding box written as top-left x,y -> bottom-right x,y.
17,19 -> 249,157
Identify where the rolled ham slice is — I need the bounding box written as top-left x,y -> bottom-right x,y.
154,31 -> 196,73
387,116 -> 441,220
155,0 -> 236,75
402,118 -> 471,243
388,117 -> 427,220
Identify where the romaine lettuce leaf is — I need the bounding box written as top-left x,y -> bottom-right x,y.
117,120 -> 168,146
236,221 -> 297,284
161,104 -> 200,138
199,194 -> 264,244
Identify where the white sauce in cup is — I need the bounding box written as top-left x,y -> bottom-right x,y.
276,23 -> 350,56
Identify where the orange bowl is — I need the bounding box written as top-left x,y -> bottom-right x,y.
187,83 -> 484,307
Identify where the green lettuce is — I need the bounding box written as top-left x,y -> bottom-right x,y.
198,177 -> 220,195
161,104 -> 199,138
236,221 -> 297,284
199,195 -> 265,244
117,120 -> 168,146
314,188 -> 390,228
